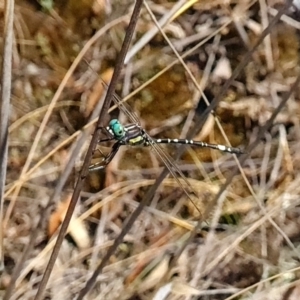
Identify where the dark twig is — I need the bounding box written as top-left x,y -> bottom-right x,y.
4,16 -> 127,299
33,2 -> 143,299
197,0 -> 293,126
171,0 -> 294,263
173,69 -> 300,270
76,167 -> 170,299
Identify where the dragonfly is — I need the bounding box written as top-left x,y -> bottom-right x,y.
89,118 -> 243,171
88,75 -> 243,216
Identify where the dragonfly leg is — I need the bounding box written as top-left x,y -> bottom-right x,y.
97,137 -> 115,143
95,148 -> 105,157
93,126 -> 115,142
89,141 -> 122,171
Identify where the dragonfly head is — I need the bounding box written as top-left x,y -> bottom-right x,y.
109,119 -> 125,140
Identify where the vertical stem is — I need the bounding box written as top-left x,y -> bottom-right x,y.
0,0 -> 14,272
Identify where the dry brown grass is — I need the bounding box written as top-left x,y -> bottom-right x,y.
2,0 -> 300,299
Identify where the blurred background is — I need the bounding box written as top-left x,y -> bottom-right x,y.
3,1 -> 300,299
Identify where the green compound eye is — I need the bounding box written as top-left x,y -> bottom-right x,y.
109,119 -> 125,139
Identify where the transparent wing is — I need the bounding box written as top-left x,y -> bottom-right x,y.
107,85 -> 204,216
